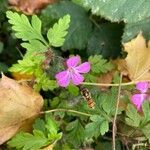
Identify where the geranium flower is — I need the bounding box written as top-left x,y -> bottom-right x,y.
55,56 -> 90,87
131,82 -> 150,111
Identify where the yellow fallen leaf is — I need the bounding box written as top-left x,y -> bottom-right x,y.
0,75 -> 43,144
122,33 -> 150,82
42,143 -> 54,150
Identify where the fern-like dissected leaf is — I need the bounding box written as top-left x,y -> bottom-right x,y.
6,11 -> 47,45
8,131 -> 49,150
66,119 -> 85,147
47,14 -> 70,47
34,73 -> 58,92
85,115 -> 109,138
9,58 -> 39,74
88,55 -> 114,74
8,116 -> 62,150
125,104 -> 141,127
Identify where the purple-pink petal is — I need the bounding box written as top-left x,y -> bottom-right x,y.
67,56 -> 80,68
131,94 -> 148,111
136,82 -> 149,93
55,70 -> 70,87
70,71 -> 84,85
75,62 -> 91,74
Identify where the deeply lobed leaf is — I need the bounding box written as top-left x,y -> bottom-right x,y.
47,14 -> 70,47
6,11 -> 47,45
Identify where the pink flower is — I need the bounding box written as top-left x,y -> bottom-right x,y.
55,56 -> 90,87
131,82 -> 150,111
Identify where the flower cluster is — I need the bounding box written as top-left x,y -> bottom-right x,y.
131,82 -> 150,111
55,56 -> 90,87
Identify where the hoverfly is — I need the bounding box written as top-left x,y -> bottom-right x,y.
80,87 -> 95,109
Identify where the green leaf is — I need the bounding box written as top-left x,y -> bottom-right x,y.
125,104 -> 141,127
21,40 -> 47,58
85,115 -> 109,138
141,101 -> 150,125
100,87 -> 123,116
34,73 -> 58,92
6,11 -> 47,45
9,58 -> 39,74
33,118 -> 47,135
83,0 -> 150,23
0,41 -> 4,53
47,15 -> 70,47
87,23 -> 123,58
122,17 -> 150,42
8,131 -> 49,150
41,0 -> 92,50
88,55 -> 114,74
67,84 -> 79,96
8,116 -> 62,150
45,115 -> 58,137
66,119 -> 85,147
0,62 -> 8,73
141,123 -> 150,142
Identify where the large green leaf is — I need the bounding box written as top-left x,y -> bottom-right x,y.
41,0 -> 92,50
87,23 -> 123,58
82,0 -> 150,23
122,17 -> 150,42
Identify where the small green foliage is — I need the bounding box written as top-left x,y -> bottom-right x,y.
6,11 -> 70,91
98,87 -> 123,117
141,124 -> 150,143
8,116 -> 62,150
34,73 -> 58,92
9,58 -> 40,74
66,119 -> 85,147
85,115 -> 109,138
67,84 -> 79,96
125,104 -> 141,127
6,11 -> 47,45
8,131 -> 49,150
88,55 -> 114,74
41,0 -> 92,50
47,15 -> 70,47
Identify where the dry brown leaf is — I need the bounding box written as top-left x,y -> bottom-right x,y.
0,75 -> 43,144
120,33 -> 150,82
9,0 -> 56,15
97,71 -> 114,91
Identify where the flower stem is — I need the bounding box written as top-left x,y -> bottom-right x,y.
112,73 -> 123,150
82,81 -> 135,87
40,109 -> 92,117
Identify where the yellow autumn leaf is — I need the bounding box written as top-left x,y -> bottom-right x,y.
42,143 -> 54,150
0,75 -> 43,144
122,33 -> 150,82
